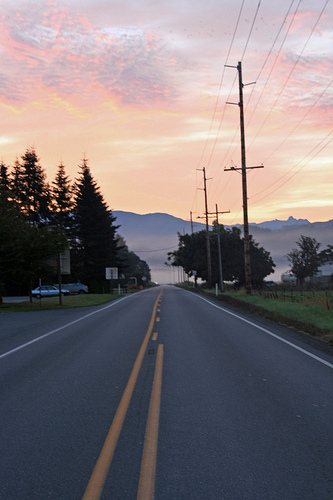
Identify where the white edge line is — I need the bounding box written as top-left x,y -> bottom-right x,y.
186,291 -> 333,370
0,295 -> 132,361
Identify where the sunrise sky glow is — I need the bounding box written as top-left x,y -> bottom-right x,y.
1,0 -> 332,225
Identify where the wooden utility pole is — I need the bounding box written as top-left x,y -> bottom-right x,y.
225,61 -> 264,294
206,205 -> 230,292
203,167 -> 212,289
197,167 -> 212,288
238,61 -> 251,294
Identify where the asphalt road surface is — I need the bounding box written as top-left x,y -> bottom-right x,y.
0,286 -> 332,499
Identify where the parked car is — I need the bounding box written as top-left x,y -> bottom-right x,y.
264,280 -> 276,288
55,283 -> 89,294
32,285 -> 70,299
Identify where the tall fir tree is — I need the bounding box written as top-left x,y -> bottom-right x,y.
51,162 -> 73,232
0,150 -> 68,295
0,161 -> 10,196
0,187 -> 67,297
73,157 -> 119,291
10,157 -> 24,206
16,147 -> 50,224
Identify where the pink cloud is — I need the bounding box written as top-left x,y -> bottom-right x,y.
0,3 -> 178,108
286,11 -> 317,34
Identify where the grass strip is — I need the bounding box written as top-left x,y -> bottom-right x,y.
0,293 -> 125,313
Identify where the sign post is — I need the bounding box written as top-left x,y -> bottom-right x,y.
105,267 -> 118,294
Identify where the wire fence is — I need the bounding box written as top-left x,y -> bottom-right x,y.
259,289 -> 332,311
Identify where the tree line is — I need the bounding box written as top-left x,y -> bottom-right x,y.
168,225 -> 332,289
0,147 -> 151,297
167,223 -> 275,288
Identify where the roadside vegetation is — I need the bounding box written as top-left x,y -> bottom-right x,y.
0,148 -> 151,299
170,228 -> 332,345
167,227 -> 332,291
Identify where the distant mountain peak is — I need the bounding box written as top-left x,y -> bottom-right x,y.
112,211 -> 331,283
249,216 -> 311,231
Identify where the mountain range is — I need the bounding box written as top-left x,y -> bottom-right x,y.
113,211 -> 333,284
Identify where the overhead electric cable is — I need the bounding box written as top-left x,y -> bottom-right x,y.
191,0 -> 246,214
133,246 -> 178,253
209,0 -> 297,202
244,0 -> 298,121
248,0 -> 329,147
195,0 -> 245,172
207,0 -> 264,199
240,0 -> 262,61
246,0 -> 331,196
263,78 -> 333,164
203,0 -> 248,173
251,129 -> 333,204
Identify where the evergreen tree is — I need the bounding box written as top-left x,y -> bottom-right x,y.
0,161 -> 10,196
51,162 -> 73,232
116,235 -> 151,285
16,147 -> 50,224
0,192 -> 66,297
126,251 -> 151,285
73,158 -> 119,291
0,193 -> 29,294
10,157 -> 24,206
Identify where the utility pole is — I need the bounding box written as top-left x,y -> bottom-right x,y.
225,61 -> 264,294
206,205 -> 230,292
197,167 -> 212,288
238,60 -> 251,295
190,211 -> 194,234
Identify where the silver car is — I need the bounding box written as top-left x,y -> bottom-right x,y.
54,283 -> 89,294
32,285 -> 70,299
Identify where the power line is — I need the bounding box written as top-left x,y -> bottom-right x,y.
247,0 -> 329,149
194,0 -> 246,175
262,78 -> 333,165
209,1 -> 296,203
192,0 -> 331,226
223,0 -> 331,214
245,0 -> 331,201
251,128 -> 333,204
247,78 -> 333,199
132,246 -> 178,253
240,0 -> 262,61
207,2 -> 267,199
244,0 -> 299,124
191,0 -> 248,219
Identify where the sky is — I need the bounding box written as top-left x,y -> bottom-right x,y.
0,0 -> 332,226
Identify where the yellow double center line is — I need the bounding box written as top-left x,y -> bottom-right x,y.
137,343 -> 163,500
83,289 -> 164,500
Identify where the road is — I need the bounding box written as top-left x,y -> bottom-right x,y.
0,286 -> 332,499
